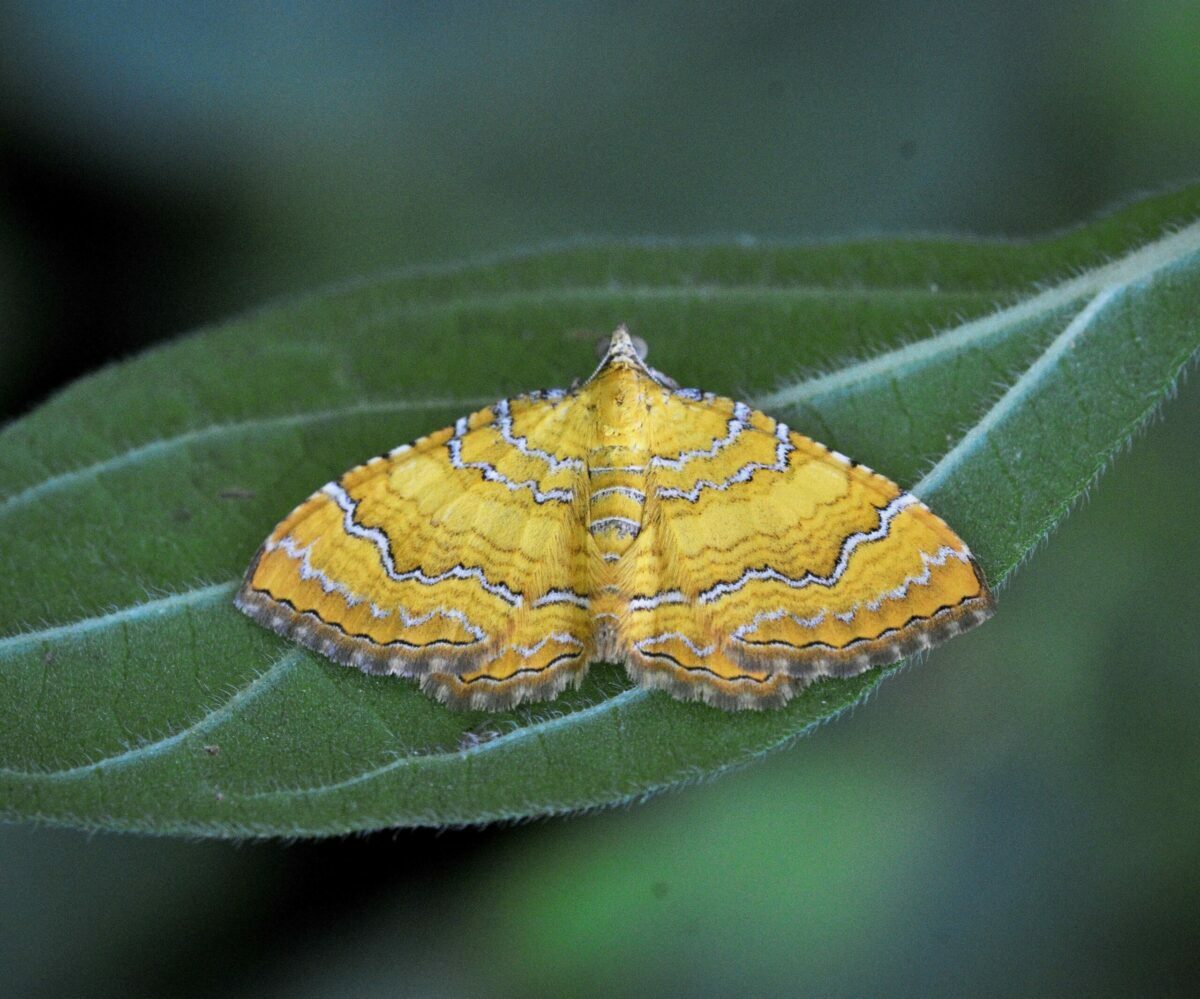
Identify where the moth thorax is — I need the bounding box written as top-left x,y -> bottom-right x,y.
584,363 -> 651,558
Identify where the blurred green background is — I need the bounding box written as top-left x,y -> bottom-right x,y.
1,3 -> 1198,996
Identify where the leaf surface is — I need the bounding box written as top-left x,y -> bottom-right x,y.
2,188 -> 1199,836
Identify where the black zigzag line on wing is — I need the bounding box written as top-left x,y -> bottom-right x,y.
253,590 -> 481,649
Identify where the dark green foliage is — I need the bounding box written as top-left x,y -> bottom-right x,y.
1,188 -> 1197,836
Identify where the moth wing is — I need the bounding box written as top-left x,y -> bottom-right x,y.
235,392 -> 597,710
618,391 -> 993,708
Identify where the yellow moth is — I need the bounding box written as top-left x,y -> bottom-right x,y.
236,329 -> 992,710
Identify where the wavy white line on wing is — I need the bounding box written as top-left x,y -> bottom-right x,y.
732,608 -> 828,641
649,402 -> 752,470
507,632 -> 586,659
322,483 -> 523,607
634,632 -> 716,658
268,535 -> 488,642
838,545 -> 969,621
699,493 -> 918,604
448,418 -> 573,503
656,423 -> 794,502
493,398 -> 585,473
731,544 -> 969,643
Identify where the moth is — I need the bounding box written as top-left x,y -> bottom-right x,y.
236,329 -> 992,709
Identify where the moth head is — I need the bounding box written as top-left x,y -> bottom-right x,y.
585,326 -> 679,389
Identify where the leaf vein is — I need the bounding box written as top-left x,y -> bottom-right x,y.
915,286 -> 1125,498
0,650 -> 301,781
237,687 -> 649,800
0,582 -> 237,656
0,398 -> 492,517
757,221 -> 1200,411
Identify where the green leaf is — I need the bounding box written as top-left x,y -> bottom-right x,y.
2,187 -> 1198,837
